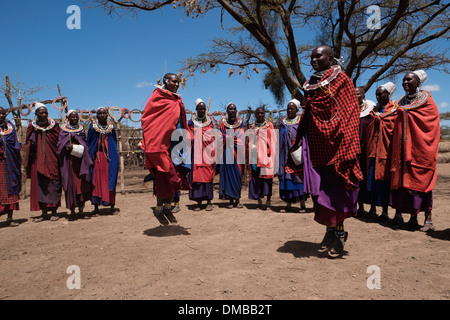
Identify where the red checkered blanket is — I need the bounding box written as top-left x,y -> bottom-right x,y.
287,67 -> 363,190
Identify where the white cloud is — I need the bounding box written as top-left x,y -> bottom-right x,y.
422,84 -> 440,92
439,102 -> 449,109
136,81 -> 153,89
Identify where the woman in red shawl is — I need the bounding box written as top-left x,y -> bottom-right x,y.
141,73 -> 191,226
57,110 -> 93,221
288,45 -> 363,258
248,106 -> 276,210
0,107 -> 21,227
390,70 -> 440,232
188,99 -> 215,211
25,104 -> 61,222
364,82 -> 398,222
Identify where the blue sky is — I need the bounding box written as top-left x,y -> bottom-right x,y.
0,0 -> 449,124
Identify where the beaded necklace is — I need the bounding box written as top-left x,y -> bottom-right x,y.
61,123 -> 84,133
252,121 -> 270,130
282,116 -> 300,126
372,103 -> 398,117
398,91 -> 430,110
93,121 -> 114,134
0,122 -> 13,136
0,122 -> 13,159
222,117 -> 243,129
303,65 -> 341,92
31,118 -> 56,131
192,114 -> 212,128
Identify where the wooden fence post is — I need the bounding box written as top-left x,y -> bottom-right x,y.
115,121 -> 125,195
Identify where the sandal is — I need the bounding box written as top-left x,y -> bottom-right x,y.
163,209 -> 178,224
318,229 -> 335,253
390,214 -> 405,226
378,212 -> 390,222
171,204 -> 180,214
235,201 -> 243,209
420,221 -> 436,232
205,203 -> 213,211
34,215 -> 46,223
153,208 -> 169,226
327,231 -> 348,259
299,204 -> 306,213
356,209 -> 366,218
405,218 -> 421,231
79,213 -> 91,220
364,210 -> 378,220
7,219 -> 19,227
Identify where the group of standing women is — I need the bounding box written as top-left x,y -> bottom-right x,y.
357,69 -> 440,233
185,99 -> 308,214
0,105 -> 119,226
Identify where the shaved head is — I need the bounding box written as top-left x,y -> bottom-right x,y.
311,45 -> 335,71
316,45 -> 334,57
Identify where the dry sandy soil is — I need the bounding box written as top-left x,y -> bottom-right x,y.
0,161 -> 449,301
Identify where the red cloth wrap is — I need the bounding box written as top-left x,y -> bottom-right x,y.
390,94 -> 440,192
189,121 -> 216,183
141,88 -> 192,173
249,121 -> 276,179
25,122 -> 60,180
365,101 -> 398,182
287,68 -> 363,190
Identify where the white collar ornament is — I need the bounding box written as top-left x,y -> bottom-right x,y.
282,116 -> 300,125
303,65 -> 341,91
32,118 -> 56,131
192,114 -> 212,128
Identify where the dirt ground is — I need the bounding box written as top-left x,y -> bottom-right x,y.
0,161 -> 449,301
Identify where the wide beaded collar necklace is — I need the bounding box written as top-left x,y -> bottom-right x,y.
32,118 -> 56,131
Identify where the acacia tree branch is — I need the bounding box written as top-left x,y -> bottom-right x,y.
278,1 -> 306,86
102,0 -> 174,11
345,0 -> 410,76
364,23 -> 450,91
217,0 -> 302,99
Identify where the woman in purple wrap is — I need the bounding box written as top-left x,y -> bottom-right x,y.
57,110 -> 93,221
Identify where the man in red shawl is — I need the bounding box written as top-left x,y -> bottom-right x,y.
288,45 -> 363,258
141,73 -> 192,226
390,70 -> 440,232
25,104 -> 62,222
